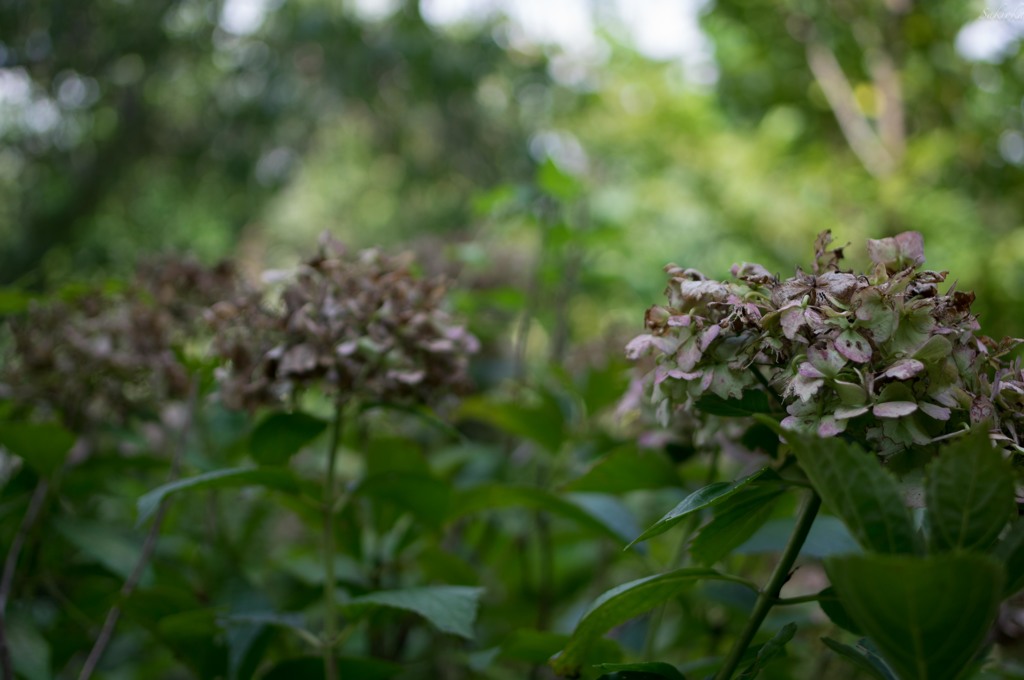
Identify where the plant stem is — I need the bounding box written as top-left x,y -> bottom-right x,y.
713,490 -> 821,680
0,479 -> 49,680
323,398 -> 346,680
79,387 -> 197,680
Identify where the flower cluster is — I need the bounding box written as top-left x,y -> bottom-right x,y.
2,256 -> 242,432
627,231 -> 1022,457
208,234 -> 478,410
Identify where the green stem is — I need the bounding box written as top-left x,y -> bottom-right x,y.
323,398 -> 346,680
714,491 -> 821,680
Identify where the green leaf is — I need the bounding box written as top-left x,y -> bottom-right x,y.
52,518 -> 151,583
137,467 -> 300,525
7,613 -> 51,680
628,468 -> 776,547
736,622 -> 796,679
450,484 -> 630,543
249,411 -> 327,466
695,391 -> 772,417
345,586 -> 483,639
820,638 -> 895,680
791,435 -> 918,554
0,287 -> 34,314
261,656 -> 402,680
567,493 -> 641,546
364,436 -> 429,476
565,446 -> 678,494
537,158 -> 582,201
595,662 -> 687,680
551,568 -> 753,676
0,420 -> 75,476
925,427 -> 1014,552
691,485 -> 785,565
497,630 -> 570,663
737,516 -> 860,559
816,587 -> 862,635
356,472 -> 451,529
825,553 -> 1004,680
457,391 -> 566,453
994,519 -> 1024,596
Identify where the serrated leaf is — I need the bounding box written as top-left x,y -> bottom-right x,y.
565,446 -> 678,494
551,569 -> 752,677
629,468 -> 777,547
0,420 -> 76,476
137,467 -> 300,525
249,411 -> 327,466
826,553 -> 1003,680
345,586 -> 483,639
925,427 -> 1014,552
821,638 -> 895,680
450,484 -> 631,543
694,391 -> 772,417
690,485 -> 785,565
594,662 -> 687,680
790,436 -> 918,554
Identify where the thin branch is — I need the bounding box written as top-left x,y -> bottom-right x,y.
78,387 -> 197,680
322,396 -> 347,680
806,42 -> 895,178
0,479 -> 49,680
714,491 -> 822,680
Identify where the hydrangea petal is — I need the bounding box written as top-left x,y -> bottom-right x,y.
835,329 -> 872,363
881,358 -> 925,380
873,401 -> 918,418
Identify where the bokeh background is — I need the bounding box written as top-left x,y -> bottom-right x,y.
2,0 -> 1023,348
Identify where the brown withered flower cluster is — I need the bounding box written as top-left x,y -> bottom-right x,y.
208,234 -> 479,410
628,231 -> 1023,458
3,256 -> 239,431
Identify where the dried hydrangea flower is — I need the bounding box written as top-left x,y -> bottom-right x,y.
628,230 -> 1023,458
208,234 -> 478,410
2,256 -> 242,433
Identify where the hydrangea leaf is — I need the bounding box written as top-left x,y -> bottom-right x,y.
550,569 -> 753,676
790,435 -> 919,554
925,427 -> 1014,552
825,552 -> 1002,680
628,468 -> 778,547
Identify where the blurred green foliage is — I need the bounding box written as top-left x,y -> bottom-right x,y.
1,1 -> 1023,678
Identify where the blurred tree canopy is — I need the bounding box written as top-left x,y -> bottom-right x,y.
1,0 -> 1022,338
0,0 -> 541,282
